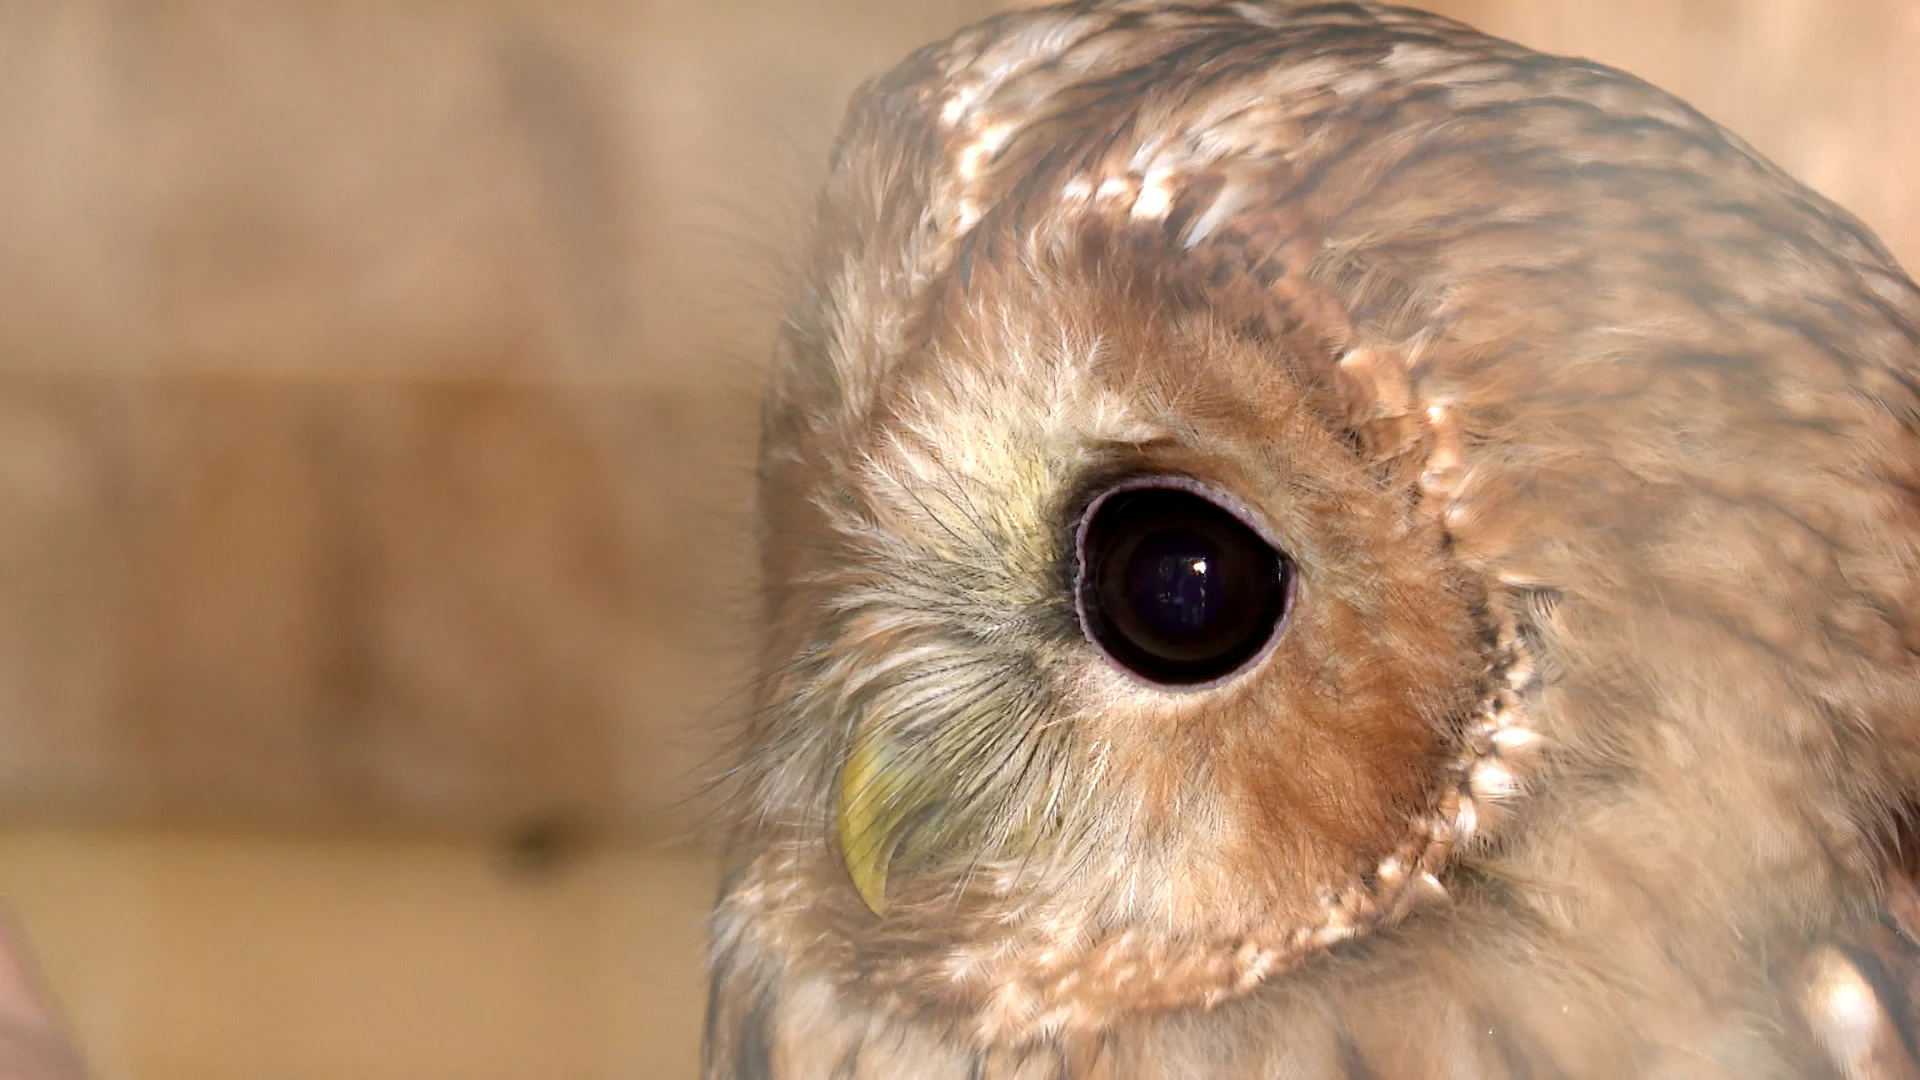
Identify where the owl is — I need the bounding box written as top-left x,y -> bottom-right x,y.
705,2 -> 1920,1076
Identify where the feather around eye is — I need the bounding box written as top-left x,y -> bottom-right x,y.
707,2 -> 1920,1077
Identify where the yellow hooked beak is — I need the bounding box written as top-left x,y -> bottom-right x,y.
835,733 -> 928,915
832,663 -> 1045,915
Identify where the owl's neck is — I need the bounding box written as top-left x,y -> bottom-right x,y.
709,833 -> 1449,1047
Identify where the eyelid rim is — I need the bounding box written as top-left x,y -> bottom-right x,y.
1071,474 -> 1297,693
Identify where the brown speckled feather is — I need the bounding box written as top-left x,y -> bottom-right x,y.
708,2 -> 1920,1076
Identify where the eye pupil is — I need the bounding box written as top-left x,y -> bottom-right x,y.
1076,483 -> 1291,687
1129,533 -> 1222,634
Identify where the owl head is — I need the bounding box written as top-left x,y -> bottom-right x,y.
711,0 -> 1920,1070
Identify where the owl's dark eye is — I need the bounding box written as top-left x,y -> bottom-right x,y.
1074,481 -> 1293,687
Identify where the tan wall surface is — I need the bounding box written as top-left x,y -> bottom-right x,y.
0,1 -> 1914,1077
0,829 -> 716,1080
0,0 -> 1009,835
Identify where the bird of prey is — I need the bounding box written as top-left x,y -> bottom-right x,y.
705,2 -> 1920,1076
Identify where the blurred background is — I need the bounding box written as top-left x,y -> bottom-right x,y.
0,0 -> 1913,1076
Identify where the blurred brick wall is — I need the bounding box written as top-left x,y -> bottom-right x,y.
0,0 -> 1005,836
0,0 -> 1913,838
